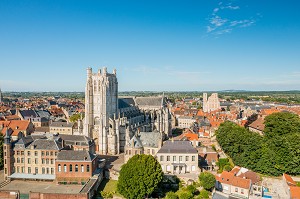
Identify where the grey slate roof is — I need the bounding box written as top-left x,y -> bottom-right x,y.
58,134 -> 92,146
57,150 -> 96,161
27,139 -> 63,150
134,97 -> 164,107
118,98 -> 136,109
14,136 -> 34,149
128,135 -> 143,148
50,121 -> 74,128
157,140 -> 197,154
36,110 -> 51,118
139,131 -> 161,148
20,110 -> 38,118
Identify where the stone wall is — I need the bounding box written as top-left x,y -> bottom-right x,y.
29,192 -> 87,199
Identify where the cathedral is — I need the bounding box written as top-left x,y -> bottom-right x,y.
83,67 -> 171,155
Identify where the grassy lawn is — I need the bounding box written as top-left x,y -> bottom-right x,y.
97,179 -> 123,198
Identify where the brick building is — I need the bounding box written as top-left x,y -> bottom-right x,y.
55,150 -> 98,184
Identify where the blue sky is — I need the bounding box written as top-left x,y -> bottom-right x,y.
0,0 -> 299,91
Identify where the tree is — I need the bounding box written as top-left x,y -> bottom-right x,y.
176,191 -> 193,199
224,165 -> 232,172
117,154 -> 163,199
165,191 -> 178,199
69,113 -> 84,123
216,114 -> 300,176
198,172 -> 216,191
216,158 -> 231,172
196,190 -> 209,199
186,185 -> 196,194
264,112 -> 300,137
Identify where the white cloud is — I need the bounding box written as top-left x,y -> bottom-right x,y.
210,15 -> 228,27
230,19 -> 255,27
215,28 -> 232,35
226,5 -> 240,10
207,26 -> 216,33
213,8 -> 219,14
206,1 -> 257,36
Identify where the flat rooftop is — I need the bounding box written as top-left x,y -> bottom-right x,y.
0,180 -> 83,194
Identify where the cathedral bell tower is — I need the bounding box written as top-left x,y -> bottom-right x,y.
3,128 -> 13,180
83,67 -> 119,155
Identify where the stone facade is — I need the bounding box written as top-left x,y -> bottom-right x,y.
83,67 -> 118,155
203,93 -> 220,113
124,130 -> 162,162
3,133 -> 94,181
83,67 -> 172,155
177,116 -> 196,129
49,121 -> 75,135
157,141 -> 199,174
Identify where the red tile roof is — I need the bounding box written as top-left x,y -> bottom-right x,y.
284,173 -> 297,186
290,186 -> 300,199
217,171 -> 251,189
248,117 -> 265,132
0,120 -> 31,136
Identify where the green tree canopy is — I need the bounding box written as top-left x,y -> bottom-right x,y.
117,154 -> 163,199
199,172 -> 216,191
264,112 -> 300,137
216,114 -> 300,176
69,113 -> 84,123
165,191 -> 178,199
176,191 -> 193,199
196,190 -> 209,199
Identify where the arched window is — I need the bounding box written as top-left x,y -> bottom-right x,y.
87,165 -> 90,172
81,165 -> 84,172
69,164 -> 72,172
75,164 -> 78,172
58,164 -> 61,172
64,164 -> 67,172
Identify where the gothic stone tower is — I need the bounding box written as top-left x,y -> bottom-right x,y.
0,87 -> 3,103
3,128 -> 13,180
83,67 -> 119,155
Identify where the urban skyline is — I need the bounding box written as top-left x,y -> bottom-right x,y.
1,0 -> 300,92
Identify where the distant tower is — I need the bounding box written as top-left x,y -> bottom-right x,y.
83,67 -> 119,155
3,128 -> 13,180
203,93 -> 220,113
203,93 -> 208,112
0,87 -> 3,103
